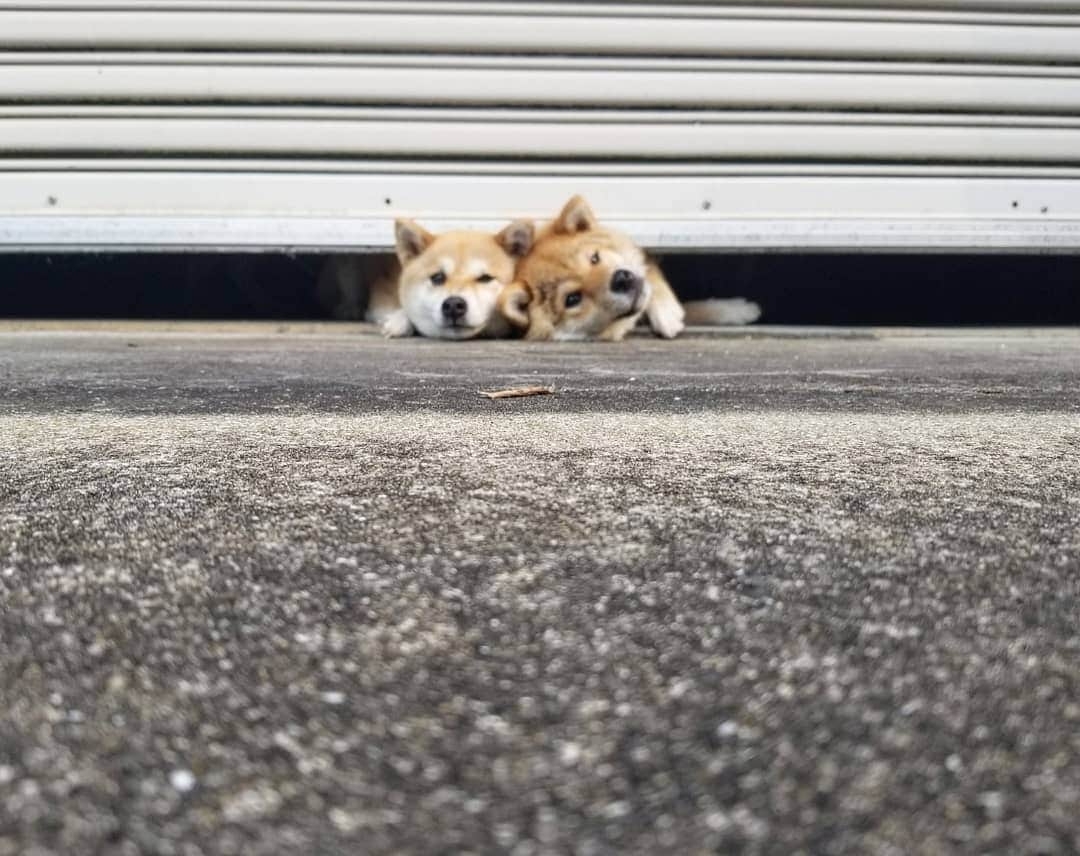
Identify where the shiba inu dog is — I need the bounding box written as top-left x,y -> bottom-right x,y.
500,195 -> 759,341
384,218 -> 534,339
317,219 -> 534,339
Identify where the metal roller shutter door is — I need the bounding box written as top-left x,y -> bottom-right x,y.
0,1 -> 1078,251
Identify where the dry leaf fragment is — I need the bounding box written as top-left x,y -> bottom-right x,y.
478,385 -> 555,400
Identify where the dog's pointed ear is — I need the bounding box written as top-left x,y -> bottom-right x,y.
552,195 -> 598,235
495,219 -> 535,258
498,281 -> 532,329
394,218 -> 435,264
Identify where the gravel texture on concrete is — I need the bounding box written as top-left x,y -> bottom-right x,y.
1,325 -> 1079,856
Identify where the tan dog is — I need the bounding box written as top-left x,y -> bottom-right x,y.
384,219 -> 533,339
500,196 -> 759,340
317,219 -> 534,339
498,196 -> 683,341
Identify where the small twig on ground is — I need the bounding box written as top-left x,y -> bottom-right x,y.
478,385 -> 556,400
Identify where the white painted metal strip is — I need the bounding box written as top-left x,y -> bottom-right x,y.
1,9 -> 1079,62
5,159 -> 1080,179
3,2 -> 1079,25
0,172 -> 1074,237
5,60 -> 1080,114
7,53 -> 1080,78
9,106 -> 1080,125
3,115 -> 1080,162
5,2 -> 1080,27
11,172 -> 1078,219
5,0 -> 1080,11
1,215 -> 1078,253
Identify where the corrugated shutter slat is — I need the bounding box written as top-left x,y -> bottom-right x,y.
2,9 -> 1080,62
0,0 -> 1078,250
5,56 -> 1080,115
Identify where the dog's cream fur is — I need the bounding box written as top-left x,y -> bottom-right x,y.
386,219 -> 533,339
317,219 -> 533,339
501,196 -> 759,341
319,198 -> 760,339
499,196 -> 679,341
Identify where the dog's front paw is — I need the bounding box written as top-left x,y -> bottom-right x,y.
381,310 -> 415,339
647,299 -> 685,339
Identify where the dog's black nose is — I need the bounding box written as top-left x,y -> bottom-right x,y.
441,296 -> 468,321
610,269 -> 641,294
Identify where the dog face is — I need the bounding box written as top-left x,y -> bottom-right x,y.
395,219 -> 534,339
500,196 -> 650,341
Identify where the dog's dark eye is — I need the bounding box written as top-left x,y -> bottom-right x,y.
431,271 -> 446,286
476,273 -> 494,283
565,292 -> 583,308
590,252 -> 601,265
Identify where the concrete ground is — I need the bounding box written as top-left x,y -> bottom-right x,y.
1,322 -> 1079,856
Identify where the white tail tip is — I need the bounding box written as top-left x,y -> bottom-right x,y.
682,298 -> 762,326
